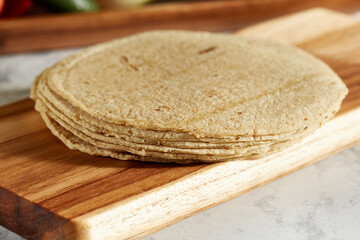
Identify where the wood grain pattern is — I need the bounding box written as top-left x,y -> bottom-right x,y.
1,8 -> 360,240
1,0 -> 360,54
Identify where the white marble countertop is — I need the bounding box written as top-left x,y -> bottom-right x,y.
1,13 -> 360,240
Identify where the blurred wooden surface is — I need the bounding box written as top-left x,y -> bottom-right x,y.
1,8 -> 360,240
1,0 -> 360,54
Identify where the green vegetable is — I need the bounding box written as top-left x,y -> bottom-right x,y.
98,0 -> 152,8
41,0 -> 98,12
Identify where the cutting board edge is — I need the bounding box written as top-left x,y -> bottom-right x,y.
0,187 -> 78,240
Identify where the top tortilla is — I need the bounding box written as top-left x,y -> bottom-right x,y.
44,30 -> 348,138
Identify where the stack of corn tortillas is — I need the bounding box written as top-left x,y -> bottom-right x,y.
30,31 -> 348,164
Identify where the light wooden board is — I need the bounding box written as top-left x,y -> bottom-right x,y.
0,8 -> 360,240
1,0 -> 360,54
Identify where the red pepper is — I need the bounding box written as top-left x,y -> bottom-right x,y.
0,0 -> 33,18
0,0 -> 5,15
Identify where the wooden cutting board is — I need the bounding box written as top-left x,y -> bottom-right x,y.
1,8 -> 360,240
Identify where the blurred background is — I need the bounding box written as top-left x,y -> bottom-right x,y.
1,0 -> 360,54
